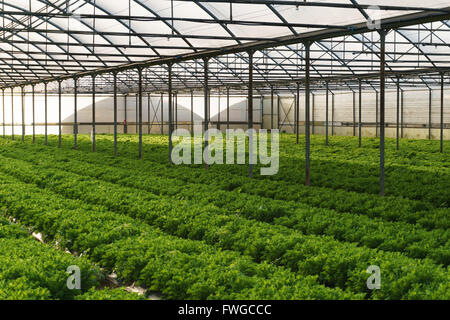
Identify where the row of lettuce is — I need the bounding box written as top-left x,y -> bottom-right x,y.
1,138 -> 448,232
0,154 -> 448,299
1,136 -> 448,299
0,145 -> 448,267
0,217 -> 141,300
0,174 -> 359,300
49,132 -> 449,170
58,133 -> 449,207
279,134 -> 449,170
19,136 -> 450,229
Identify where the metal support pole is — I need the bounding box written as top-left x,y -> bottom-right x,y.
331,92 -> 335,136
135,94 -> 138,134
1,89 -> 4,138
2,89 -> 5,138
396,77 -> 400,150
375,90 -> 379,138
270,86 -> 274,130
401,89 -> 404,138
11,88 -> 14,140
440,73 -> 444,153
74,78 -> 78,149
138,68 -> 143,159
208,89 -> 211,125
172,93 -> 175,130
160,92 -> 164,135
277,92 -> 280,130
429,88 -> 432,140
21,86 -> 25,142
379,29 -> 387,196
44,83 -> 47,145
312,93 -> 315,135
32,85 -> 35,143
260,95 -> 263,130
58,80 -> 62,148
305,42 -> 311,187
191,90 -> 194,134
296,82 -> 300,144
203,58 -> 209,169
147,93 -> 151,135
148,93 -> 151,135
248,51 -> 254,178
92,74 -> 96,152
113,72 -> 118,156
168,64 -> 173,164
217,92 -> 221,131
175,92 -> 178,130
124,94 -> 128,134
325,82 -> 329,146
358,80 -> 362,147
227,87 -> 230,130
352,91 -> 356,137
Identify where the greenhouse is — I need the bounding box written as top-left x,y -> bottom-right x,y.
0,1 -> 448,303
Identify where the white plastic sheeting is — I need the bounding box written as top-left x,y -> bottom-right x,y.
1,1 -> 450,88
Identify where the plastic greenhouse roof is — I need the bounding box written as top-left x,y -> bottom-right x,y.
1,1 -> 450,93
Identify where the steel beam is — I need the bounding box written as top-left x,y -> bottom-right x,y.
401,89 -> 404,138
429,88 -> 432,140
396,76 -> 400,150
353,91 -> 356,137
74,78 -> 78,149
248,51 -> 254,178
32,85 -> 35,144
277,92 -> 280,130
6,6 -> 449,89
44,83 -> 47,145
312,93 -> 315,135
58,80 -> 62,148
331,92 -> 335,136
260,95 -> 263,130
191,90 -> 194,134
2,89 -> 5,138
379,29 -> 387,196
326,81 -> 329,146
21,86 -> 25,142
305,42 -> 311,187
270,86 -> 274,130
147,93 -> 151,135
160,92 -> 164,135
136,94 -> 138,134
2,89 -> 4,138
227,87 -> 230,130
11,88 -> 14,141
440,73 -> 445,153
358,80 -> 362,147
179,1 -> 450,13
148,93 -> 151,135
124,94 -> 128,134
203,58 -> 210,169
217,92 -> 221,131
168,64 -> 173,164
138,68 -> 143,159
375,90 -> 379,138
296,82 -> 300,144
113,72 -> 118,156
175,92 -> 178,130
92,74 -> 96,152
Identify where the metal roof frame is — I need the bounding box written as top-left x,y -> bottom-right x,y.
0,1 -> 449,94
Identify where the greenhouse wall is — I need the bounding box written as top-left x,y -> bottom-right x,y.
0,88 -> 448,140
263,88 -> 450,140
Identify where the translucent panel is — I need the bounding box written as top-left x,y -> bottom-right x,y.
0,0 -> 449,90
